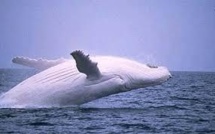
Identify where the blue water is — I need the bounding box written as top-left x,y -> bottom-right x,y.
0,69 -> 215,133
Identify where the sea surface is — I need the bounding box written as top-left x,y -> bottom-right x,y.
0,69 -> 214,133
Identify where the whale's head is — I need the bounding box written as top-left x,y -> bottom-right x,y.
117,62 -> 171,90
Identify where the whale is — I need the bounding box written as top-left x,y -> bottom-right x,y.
0,50 -> 171,108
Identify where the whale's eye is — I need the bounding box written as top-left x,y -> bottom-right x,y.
146,64 -> 158,68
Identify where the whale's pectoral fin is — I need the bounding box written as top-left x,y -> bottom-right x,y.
71,50 -> 101,79
12,56 -> 66,70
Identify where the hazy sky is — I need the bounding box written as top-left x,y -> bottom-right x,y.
0,0 -> 215,71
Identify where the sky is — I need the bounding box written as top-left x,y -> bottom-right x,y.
0,0 -> 215,71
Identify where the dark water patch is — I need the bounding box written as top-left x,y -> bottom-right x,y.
0,131 -> 18,134
84,126 -> 105,130
190,85 -> 204,89
196,129 -> 215,133
205,105 -> 215,112
28,121 -> 54,126
171,96 -> 202,103
117,123 -> 152,130
0,113 -> 16,119
148,105 -> 188,111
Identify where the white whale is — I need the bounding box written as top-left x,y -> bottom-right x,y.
0,51 -> 171,108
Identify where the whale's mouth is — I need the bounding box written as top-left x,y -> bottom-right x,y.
123,71 -> 172,91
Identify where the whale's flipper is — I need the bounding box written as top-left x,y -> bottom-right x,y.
71,50 -> 101,79
12,57 -> 66,70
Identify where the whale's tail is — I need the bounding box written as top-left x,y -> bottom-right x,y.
12,56 -> 67,70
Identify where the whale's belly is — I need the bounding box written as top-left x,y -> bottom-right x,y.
0,61 -> 87,107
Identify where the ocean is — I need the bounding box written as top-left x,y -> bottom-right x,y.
0,69 -> 214,133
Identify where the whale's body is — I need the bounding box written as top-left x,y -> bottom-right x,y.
0,52 -> 171,108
